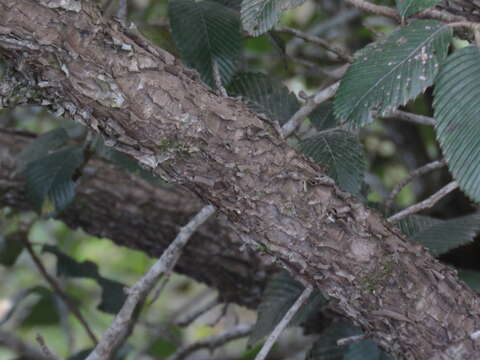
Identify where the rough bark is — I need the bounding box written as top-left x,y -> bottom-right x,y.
1,1 -> 480,358
0,130 -> 268,308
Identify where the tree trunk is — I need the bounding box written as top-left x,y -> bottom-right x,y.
1,1 -> 480,358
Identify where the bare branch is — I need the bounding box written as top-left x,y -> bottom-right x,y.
0,330 -> 51,360
22,238 -> 98,345
254,286 -> 313,360
387,181 -> 459,223
281,82 -> 339,138
167,323 -> 253,360
35,334 -> 60,360
86,205 -> 216,360
276,26 -> 353,63
337,334 -> 368,346
386,159 -> 447,211
382,110 -> 436,126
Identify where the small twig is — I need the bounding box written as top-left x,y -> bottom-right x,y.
337,334 -> 368,346
254,285 -> 313,360
381,110 -> 436,126
167,323 -> 253,360
276,26 -> 353,63
86,205 -> 216,360
22,238 -> 98,345
175,298 -> 219,327
212,60 -> 228,97
147,272 -> 171,305
0,330 -> 51,360
208,302 -> 229,327
35,334 -> 60,360
116,0 -> 128,24
385,159 -> 447,211
281,81 -> 340,138
387,181 -> 458,223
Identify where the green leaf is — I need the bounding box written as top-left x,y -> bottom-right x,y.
0,232 -> 24,267
458,269 -> 480,292
227,72 -> 299,125
211,0 -> 242,11
21,288 -> 61,327
306,321 -> 359,360
299,129 -> 366,196
310,102 -> 338,131
16,128 -> 69,171
433,46 -> 480,202
0,286 -> 50,326
24,145 -> 84,214
169,0 -> 241,87
411,213 -> 480,256
396,0 -> 442,17
241,0 -> 306,36
248,271 -> 326,346
334,20 -> 451,129
345,339 -> 393,360
43,245 -> 127,314
396,215 -> 442,237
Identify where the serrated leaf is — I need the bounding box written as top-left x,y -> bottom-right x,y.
227,72 -> 299,125
310,102 -> 338,131
44,245 -> 127,314
249,272 -> 326,346
433,46 -> 480,202
169,0 -> 241,87
334,20 -> 451,129
396,215 -> 442,237
24,145 -> 84,214
299,129 -> 366,196
241,0 -> 306,36
0,232 -> 24,267
397,0 -> 442,17
16,128 -> 69,171
411,213 -> 480,256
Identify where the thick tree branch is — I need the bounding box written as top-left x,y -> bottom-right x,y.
1,2 -> 480,358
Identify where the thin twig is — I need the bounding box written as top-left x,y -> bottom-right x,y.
382,110 -> 436,126
0,330 -> 51,360
35,334 -> 60,360
175,298 -> 220,327
85,205 -> 216,360
337,334 -> 367,346
386,159 -> 446,211
254,285 -> 313,360
276,26 -> 353,63
281,81 -> 339,138
167,323 -> 253,360
387,182 -> 458,223
22,238 -> 98,345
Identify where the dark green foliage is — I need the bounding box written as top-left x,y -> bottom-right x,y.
24,145 -> 84,214
335,20 -> 452,128
169,0 -> 241,87
249,271 -> 326,346
43,245 -> 127,314
434,46 -> 480,202
228,72 -> 300,125
396,0 -> 442,17
241,0 -> 306,36
0,233 -> 24,266
299,129 -> 366,196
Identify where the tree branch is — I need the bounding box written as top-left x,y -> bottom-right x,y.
1,2 -> 480,358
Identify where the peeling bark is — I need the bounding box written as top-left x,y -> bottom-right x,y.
1,1 -> 480,358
